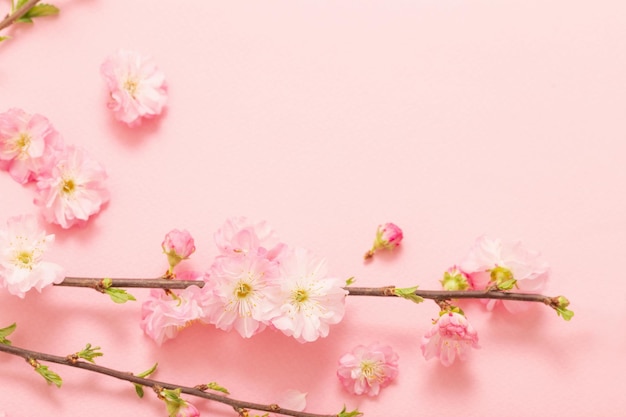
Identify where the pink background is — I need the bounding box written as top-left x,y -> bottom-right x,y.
1,1 -> 625,415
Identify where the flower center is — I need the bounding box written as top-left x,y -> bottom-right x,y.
360,360 -> 383,382
123,78 -> 139,97
15,250 -> 34,269
292,288 -> 309,303
62,178 -> 76,194
235,282 -> 252,299
16,133 -> 31,152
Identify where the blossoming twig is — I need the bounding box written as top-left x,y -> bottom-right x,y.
0,342 -> 339,417
0,0 -> 41,32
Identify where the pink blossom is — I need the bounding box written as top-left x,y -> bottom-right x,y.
364,222 -> 403,259
0,108 -> 64,184
270,248 -> 348,343
421,312 -> 479,366
162,229 -> 196,271
214,217 -> 286,261
34,145 -> 109,229
459,235 -> 550,312
140,271 -> 216,345
0,214 -> 64,298
337,342 -> 399,396
100,50 -> 168,127
204,254 -> 280,338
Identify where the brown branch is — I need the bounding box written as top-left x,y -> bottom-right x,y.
0,342 -> 338,417
0,0 -> 41,32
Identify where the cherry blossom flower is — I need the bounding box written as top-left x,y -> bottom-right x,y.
214,216 -> 286,261
174,402 -> 200,417
204,254 -> 280,338
364,222 -> 403,259
459,235 -> 550,312
0,108 -> 64,184
337,342 -> 399,396
140,272 -> 216,345
270,248 -> 348,343
421,312 -> 479,366
100,49 -> 168,127
34,145 -> 109,229
0,214 -> 64,298
162,229 -> 196,272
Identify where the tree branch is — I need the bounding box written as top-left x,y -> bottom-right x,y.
0,0 -> 41,32
0,342 -> 338,417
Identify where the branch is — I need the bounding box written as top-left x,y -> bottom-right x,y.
0,0 -> 41,31
0,342 -> 338,417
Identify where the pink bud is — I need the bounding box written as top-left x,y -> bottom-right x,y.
364,222 -> 403,260
176,402 -> 200,417
162,229 -> 196,271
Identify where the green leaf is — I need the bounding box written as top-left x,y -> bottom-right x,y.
104,287 -> 136,303
75,343 -> 103,363
0,323 -> 17,345
393,286 -> 424,304
556,307 -> 574,321
338,406 -> 363,417
0,36 -> 11,42
22,4 -> 60,19
16,17 -> 33,23
345,277 -> 355,286
496,278 -> 517,291
34,364 -> 62,388
205,381 -> 229,394
13,0 -> 30,12
134,362 -> 158,398
161,388 -> 186,417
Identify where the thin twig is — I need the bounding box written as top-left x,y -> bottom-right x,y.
0,0 -> 41,32
0,342 -> 338,417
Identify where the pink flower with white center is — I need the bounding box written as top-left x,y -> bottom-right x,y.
421,311 -> 479,366
140,271 -> 216,345
34,145 -> 109,229
205,254 -> 280,338
0,214 -> 64,298
100,50 -> 168,127
459,235 -> 550,313
0,108 -> 64,184
214,217 -> 287,261
337,342 -> 399,397
364,222 -> 403,260
270,248 -> 348,343
162,229 -> 196,272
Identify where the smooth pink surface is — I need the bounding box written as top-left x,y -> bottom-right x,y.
1,1 -> 626,416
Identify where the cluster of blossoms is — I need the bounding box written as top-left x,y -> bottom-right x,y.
100,49 -> 168,127
0,108 -> 109,229
141,218 -> 348,346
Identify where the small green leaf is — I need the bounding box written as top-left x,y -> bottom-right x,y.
161,388 -> 186,417
13,0 -> 30,12
75,343 -> 103,363
556,307 -> 574,321
496,278 -> 517,291
0,36 -> 11,42
101,278 -> 113,288
16,16 -> 33,23
134,363 -> 158,398
34,364 -> 62,388
393,286 -> 424,304
0,323 -> 17,345
205,381 -> 229,394
22,4 -> 60,19
338,406 -> 363,417
104,287 -> 136,303
345,277 -> 355,286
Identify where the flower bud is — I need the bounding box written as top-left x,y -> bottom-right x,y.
162,229 -> 196,271
440,267 -> 470,291
364,222 -> 403,259
489,266 -> 516,290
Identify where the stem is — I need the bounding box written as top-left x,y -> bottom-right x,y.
0,342 -> 337,417
56,277 -> 562,309
0,0 -> 41,31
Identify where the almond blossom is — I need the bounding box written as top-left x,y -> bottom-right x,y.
364,222 -> 403,259
270,248 -> 348,343
204,254 -> 280,338
140,272 -> 216,345
458,235 -> 550,312
162,229 -> 196,272
0,214 -> 64,298
0,108 -> 64,184
100,49 -> 168,127
214,216 -> 286,261
34,145 -> 109,229
337,342 -> 399,396
421,312 -> 479,366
